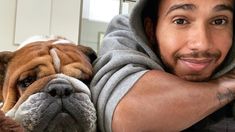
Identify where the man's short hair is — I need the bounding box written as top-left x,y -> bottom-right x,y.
141,0 -> 160,27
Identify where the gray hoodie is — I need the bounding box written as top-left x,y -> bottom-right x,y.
90,0 -> 235,132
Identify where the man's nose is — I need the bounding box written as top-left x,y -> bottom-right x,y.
188,24 -> 212,51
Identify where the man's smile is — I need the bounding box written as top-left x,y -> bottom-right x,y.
179,58 -> 213,72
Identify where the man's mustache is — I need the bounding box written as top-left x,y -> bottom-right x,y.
175,51 -> 221,59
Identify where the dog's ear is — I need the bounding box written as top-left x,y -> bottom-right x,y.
77,45 -> 97,63
0,51 -> 13,101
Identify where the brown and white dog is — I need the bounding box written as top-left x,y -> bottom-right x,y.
0,36 -> 97,132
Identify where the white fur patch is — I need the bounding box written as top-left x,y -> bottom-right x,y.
52,39 -> 72,45
5,108 -> 16,118
50,48 -> 61,73
18,35 -> 75,49
18,35 -> 57,49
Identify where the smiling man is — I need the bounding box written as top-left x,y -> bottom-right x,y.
154,0 -> 233,82
91,0 -> 235,131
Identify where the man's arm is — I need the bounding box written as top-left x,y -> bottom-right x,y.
112,70 -> 235,132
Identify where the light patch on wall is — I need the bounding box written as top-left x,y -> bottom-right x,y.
83,0 -> 119,23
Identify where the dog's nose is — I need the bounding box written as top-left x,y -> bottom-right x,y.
47,84 -> 73,97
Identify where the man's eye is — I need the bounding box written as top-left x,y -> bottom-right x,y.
211,19 -> 227,25
173,18 -> 189,25
17,76 -> 36,88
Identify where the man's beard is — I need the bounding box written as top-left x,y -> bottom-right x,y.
159,50 -> 221,82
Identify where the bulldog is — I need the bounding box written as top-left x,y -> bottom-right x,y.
0,36 -> 97,132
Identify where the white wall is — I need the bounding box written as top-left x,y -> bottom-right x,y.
0,0 -> 17,51
0,0 -> 136,52
80,19 -> 108,52
14,0 -> 81,45
0,0 -> 82,52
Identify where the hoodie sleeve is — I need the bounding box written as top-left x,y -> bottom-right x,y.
90,15 -> 163,132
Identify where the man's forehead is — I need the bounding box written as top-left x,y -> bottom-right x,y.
159,0 -> 234,15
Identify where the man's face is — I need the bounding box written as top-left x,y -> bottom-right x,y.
155,0 -> 233,81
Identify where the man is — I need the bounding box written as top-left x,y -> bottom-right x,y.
91,0 -> 235,131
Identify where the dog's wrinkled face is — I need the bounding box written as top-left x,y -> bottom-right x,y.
0,36 -> 97,132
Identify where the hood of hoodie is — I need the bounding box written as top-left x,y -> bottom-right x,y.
129,0 -> 235,78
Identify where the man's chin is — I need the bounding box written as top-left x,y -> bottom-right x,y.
172,67 -> 213,82
180,74 -> 211,82
166,64 -> 213,81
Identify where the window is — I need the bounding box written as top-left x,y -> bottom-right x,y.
83,0 -> 119,23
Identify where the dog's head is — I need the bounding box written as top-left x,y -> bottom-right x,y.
0,36 -> 97,132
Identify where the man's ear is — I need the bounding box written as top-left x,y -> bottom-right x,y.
144,17 -> 155,44
0,51 -> 13,101
77,45 -> 97,63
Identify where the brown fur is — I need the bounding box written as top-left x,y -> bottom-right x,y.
0,42 -> 96,112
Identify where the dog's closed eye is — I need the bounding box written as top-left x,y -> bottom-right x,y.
17,76 -> 36,89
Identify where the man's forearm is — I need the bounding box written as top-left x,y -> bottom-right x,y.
112,70 -> 235,132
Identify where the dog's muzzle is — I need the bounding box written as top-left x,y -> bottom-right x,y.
6,74 -> 97,132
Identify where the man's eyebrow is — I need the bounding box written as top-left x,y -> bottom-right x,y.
166,3 -> 234,16
166,4 -> 196,15
213,4 -> 234,13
